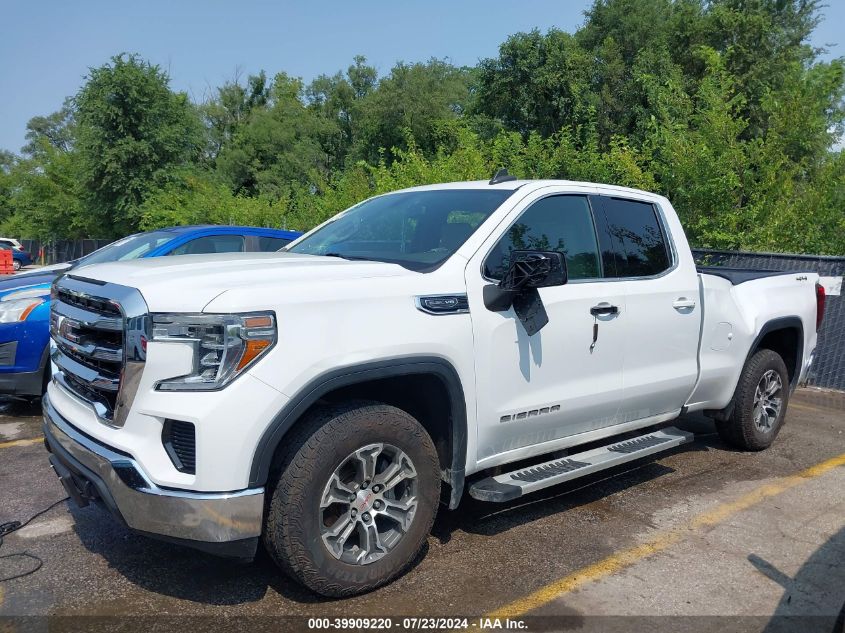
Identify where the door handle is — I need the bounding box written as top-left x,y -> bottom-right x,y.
590,303 -> 618,316
673,298 -> 697,310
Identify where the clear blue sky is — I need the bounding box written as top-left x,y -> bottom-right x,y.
1,0 -> 842,154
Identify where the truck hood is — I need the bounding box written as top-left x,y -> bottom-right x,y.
70,252 -> 416,312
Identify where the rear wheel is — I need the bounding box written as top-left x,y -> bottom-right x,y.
263,401 -> 440,597
716,349 -> 790,451
12,260 -> 21,271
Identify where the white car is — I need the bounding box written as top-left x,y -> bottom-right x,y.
0,237 -> 24,250
42,174 -> 824,597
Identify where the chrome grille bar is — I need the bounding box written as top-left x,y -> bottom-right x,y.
50,275 -> 150,428
52,332 -> 123,362
51,300 -> 122,331
51,347 -> 119,392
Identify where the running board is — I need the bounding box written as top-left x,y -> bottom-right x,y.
468,427 -> 694,502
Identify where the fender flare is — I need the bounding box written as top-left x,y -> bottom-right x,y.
248,356 -> 467,506
745,316 -> 804,391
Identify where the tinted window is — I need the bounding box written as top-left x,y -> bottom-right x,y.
255,236 -> 292,252
484,195 -> 601,280
169,234 -> 245,256
598,198 -> 670,277
288,189 -> 513,271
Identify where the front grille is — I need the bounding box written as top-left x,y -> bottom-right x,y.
162,420 -> 196,474
51,276 -> 149,427
57,288 -> 122,317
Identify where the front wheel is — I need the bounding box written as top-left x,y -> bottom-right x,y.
263,402 -> 441,597
12,260 -> 21,271
716,349 -> 790,451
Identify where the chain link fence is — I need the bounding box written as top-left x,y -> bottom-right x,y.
693,249 -> 844,391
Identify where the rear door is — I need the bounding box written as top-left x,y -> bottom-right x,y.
592,195 -> 701,422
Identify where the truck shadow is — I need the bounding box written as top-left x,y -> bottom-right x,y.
69,502 -> 430,607
750,526 -> 845,633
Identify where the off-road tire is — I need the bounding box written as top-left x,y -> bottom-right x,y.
716,349 -> 790,451
262,401 -> 441,597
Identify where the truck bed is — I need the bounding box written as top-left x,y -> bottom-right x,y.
697,266 -> 800,285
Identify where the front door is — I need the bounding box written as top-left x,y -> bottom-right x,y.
465,191 -> 626,467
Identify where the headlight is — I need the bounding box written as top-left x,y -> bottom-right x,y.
152,312 -> 276,391
0,296 -> 45,323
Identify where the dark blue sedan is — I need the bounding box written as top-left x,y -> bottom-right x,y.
0,225 -> 301,397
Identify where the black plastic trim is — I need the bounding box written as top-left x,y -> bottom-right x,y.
697,266 -> 800,285
467,478 -> 523,502
249,357 -> 468,504
162,419 -> 196,474
134,530 -> 259,560
746,316 -> 804,391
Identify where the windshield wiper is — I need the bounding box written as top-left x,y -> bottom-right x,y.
322,252 -> 370,261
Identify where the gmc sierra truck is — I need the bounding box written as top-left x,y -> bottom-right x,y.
43,173 -> 825,597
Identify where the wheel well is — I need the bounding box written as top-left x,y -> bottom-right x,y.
308,374 -> 454,479
250,358 -> 467,502
755,327 -> 800,384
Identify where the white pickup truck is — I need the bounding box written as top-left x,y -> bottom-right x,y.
43,174 -> 825,597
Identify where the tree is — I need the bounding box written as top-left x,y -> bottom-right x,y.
475,29 -> 596,138
306,56 -> 378,170
352,59 -> 472,162
203,70 -> 270,162
74,53 -> 203,236
22,100 -> 76,157
215,72 -> 338,198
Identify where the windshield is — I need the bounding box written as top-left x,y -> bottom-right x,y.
287,189 -> 514,270
76,231 -> 174,267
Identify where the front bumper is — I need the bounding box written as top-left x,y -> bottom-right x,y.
42,393 -> 264,559
0,365 -> 45,396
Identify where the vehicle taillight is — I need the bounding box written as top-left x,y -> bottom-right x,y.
815,282 -> 826,331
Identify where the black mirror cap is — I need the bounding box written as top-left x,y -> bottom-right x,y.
499,250 -> 568,291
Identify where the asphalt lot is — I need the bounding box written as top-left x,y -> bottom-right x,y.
0,389 -> 843,630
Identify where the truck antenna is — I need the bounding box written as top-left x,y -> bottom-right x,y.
489,168 -> 517,185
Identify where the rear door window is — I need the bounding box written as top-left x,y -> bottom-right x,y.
168,234 -> 246,256
595,197 -> 671,278
253,236 -> 293,252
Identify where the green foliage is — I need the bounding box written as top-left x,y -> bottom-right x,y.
74,54 -> 203,236
2,1 -> 844,255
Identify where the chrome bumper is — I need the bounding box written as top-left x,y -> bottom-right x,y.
42,394 -> 264,556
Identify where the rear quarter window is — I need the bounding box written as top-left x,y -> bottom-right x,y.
254,236 -> 292,252
597,197 -> 671,278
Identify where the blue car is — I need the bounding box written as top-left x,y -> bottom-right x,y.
0,225 -> 301,397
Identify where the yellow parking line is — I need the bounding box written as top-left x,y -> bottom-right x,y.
488,451 -> 845,619
0,436 -> 43,449
788,402 -> 824,413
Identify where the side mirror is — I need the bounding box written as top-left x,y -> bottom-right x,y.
483,251 -> 567,336
499,250 -> 568,291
